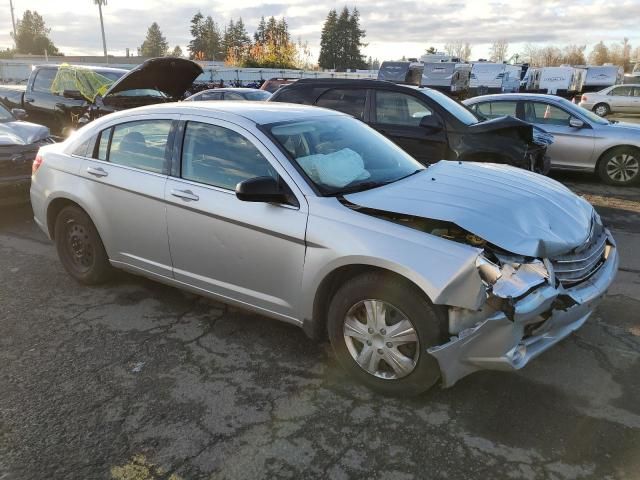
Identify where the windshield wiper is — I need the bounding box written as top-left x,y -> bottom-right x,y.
336,169 -> 425,195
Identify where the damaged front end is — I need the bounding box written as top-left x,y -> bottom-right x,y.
429,223 -> 618,387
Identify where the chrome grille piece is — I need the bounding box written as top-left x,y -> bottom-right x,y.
551,222 -> 607,287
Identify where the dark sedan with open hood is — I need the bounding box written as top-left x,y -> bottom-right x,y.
0,104 -> 53,205
269,78 -> 553,173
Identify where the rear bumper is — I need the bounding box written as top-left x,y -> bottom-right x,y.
428,231 -> 619,387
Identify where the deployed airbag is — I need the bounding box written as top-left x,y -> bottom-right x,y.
298,148 -> 370,188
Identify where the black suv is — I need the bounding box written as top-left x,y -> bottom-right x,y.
269,79 -> 550,172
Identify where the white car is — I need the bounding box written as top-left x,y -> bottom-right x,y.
579,84 -> 640,116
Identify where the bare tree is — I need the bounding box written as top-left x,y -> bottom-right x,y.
609,43 -> 624,67
489,39 -> 508,62
539,46 -> 563,66
443,41 -> 472,61
588,41 -> 610,65
562,45 -> 586,65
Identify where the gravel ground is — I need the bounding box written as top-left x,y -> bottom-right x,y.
1,153 -> 639,479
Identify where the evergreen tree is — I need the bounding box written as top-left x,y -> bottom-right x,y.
14,10 -> 61,55
254,17 -> 267,43
318,9 -> 338,69
318,7 -> 366,71
187,12 -> 205,59
171,46 -> 183,57
188,12 -> 222,60
139,22 -> 168,57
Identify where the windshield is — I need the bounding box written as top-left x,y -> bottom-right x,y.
265,116 -> 424,195
244,90 -> 272,100
556,97 -> 610,125
418,89 -> 479,125
0,103 -> 13,121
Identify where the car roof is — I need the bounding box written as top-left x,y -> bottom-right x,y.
35,64 -> 127,74
197,88 -> 267,93
96,101 -> 343,126
463,93 -> 572,103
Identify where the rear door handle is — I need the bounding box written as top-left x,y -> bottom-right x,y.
87,166 -> 108,177
171,189 -> 199,201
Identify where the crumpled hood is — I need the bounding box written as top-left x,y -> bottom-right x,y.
468,115 -> 534,142
344,161 -> 594,258
103,57 -> 203,99
0,120 -> 50,146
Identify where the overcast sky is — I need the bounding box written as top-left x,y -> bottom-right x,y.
1,0 -> 639,62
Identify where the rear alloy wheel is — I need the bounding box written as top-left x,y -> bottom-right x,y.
598,148 -> 640,186
54,205 -> 112,284
593,103 -> 610,117
327,272 -> 445,396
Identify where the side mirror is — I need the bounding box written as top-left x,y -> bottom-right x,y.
63,89 -> 85,101
11,108 -> 27,120
569,117 -> 585,129
235,176 -> 292,205
419,114 -> 443,131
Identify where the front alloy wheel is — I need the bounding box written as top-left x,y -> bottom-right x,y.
343,299 -> 419,379
599,148 -> 640,186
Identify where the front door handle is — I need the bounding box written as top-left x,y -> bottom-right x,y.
171,189 -> 199,201
87,166 -> 108,177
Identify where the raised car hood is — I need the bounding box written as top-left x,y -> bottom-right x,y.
0,120 -> 50,146
103,57 -> 203,99
344,161 -> 594,258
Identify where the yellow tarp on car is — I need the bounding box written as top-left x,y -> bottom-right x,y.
50,64 -> 115,102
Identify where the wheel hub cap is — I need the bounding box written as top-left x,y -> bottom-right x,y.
66,222 -> 93,271
607,153 -> 639,183
343,299 -> 419,380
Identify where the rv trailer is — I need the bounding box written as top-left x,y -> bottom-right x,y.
377,61 -> 424,85
469,62 -> 522,96
581,65 -> 624,92
421,62 -> 471,96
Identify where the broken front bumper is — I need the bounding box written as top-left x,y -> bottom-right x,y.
428,233 -> 619,388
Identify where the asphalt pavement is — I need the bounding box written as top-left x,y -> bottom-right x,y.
1,170 -> 639,480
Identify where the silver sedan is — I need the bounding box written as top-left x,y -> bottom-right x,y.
30,102 -> 618,395
578,84 -> 640,116
464,93 -> 640,185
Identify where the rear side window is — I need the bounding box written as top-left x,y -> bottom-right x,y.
225,92 -> 245,100
107,120 -> 172,174
374,91 -> 434,126
32,69 -> 57,93
473,101 -> 518,119
95,128 -> 112,161
71,134 -> 98,157
181,121 -> 275,190
316,89 -> 366,119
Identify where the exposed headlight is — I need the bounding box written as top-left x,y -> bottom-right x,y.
476,255 -> 549,299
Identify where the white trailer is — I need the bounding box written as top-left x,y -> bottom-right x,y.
469,62 -> 522,95
581,65 -> 624,92
523,66 -> 585,97
421,62 -> 471,96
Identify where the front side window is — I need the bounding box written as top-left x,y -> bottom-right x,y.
32,69 -> 57,93
524,102 -> 572,126
374,91 -> 434,126
107,120 -> 172,174
181,122 -> 275,190
267,115 -> 424,195
316,89 -> 367,120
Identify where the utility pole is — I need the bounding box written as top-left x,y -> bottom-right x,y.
9,0 -> 18,48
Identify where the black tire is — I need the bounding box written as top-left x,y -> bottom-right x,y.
592,103 -> 610,117
327,272 -> 446,396
54,205 -> 112,284
597,147 -> 640,186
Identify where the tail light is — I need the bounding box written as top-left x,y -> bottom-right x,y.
581,95 -> 588,102
32,153 -> 44,175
